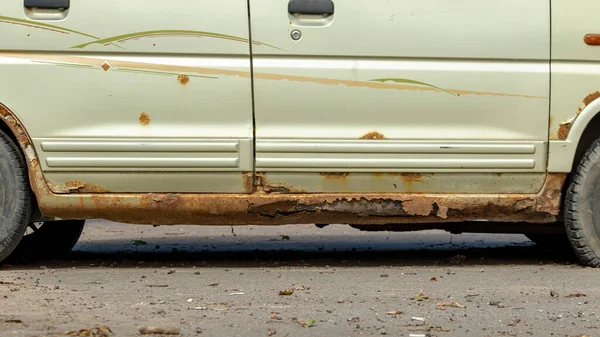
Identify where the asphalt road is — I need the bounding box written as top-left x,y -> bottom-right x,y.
0,220 -> 596,337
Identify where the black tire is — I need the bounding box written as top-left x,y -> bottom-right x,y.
565,138 -> 600,267
525,233 -> 570,249
11,220 -> 85,259
0,129 -> 32,262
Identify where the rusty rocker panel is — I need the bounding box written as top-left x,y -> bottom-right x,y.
1,104 -> 564,226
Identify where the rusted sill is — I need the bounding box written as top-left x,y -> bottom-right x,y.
0,103 -> 565,226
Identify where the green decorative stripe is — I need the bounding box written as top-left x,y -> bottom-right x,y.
116,68 -> 217,79
72,30 -> 246,49
370,78 -> 455,96
0,15 -> 99,39
32,60 -> 96,69
70,29 -> 282,50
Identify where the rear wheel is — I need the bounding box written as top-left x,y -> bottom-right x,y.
565,138 -> 600,267
0,129 -> 32,262
11,220 -> 85,259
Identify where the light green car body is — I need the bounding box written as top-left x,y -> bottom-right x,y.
0,0 -> 596,227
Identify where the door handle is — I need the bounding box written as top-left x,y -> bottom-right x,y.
24,0 -> 69,9
288,0 -> 334,15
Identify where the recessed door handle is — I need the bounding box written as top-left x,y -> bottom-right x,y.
288,0 -> 334,15
24,0 -> 69,9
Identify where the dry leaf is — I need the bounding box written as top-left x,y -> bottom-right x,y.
65,326 -> 113,337
437,302 -> 465,308
278,289 -> 294,296
138,326 -> 180,335
565,293 -> 587,298
430,277 -> 437,281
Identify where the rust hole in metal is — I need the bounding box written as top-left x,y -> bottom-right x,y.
139,112 -> 151,126
360,131 -> 386,140
556,122 -> 572,141
177,74 -> 190,85
584,34 -> 600,46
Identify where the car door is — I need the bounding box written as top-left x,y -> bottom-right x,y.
0,0 -> 255,193
249,0 -> 550,194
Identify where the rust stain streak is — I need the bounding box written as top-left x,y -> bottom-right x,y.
139,112 -> 151,125
0,52 -> 546,99
177,74 -> 190,85
242,172 -> 254,193
359,131 -> 386,140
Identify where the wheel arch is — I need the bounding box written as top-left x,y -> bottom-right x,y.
0,104 -> 46,217
549,97 -> 600,173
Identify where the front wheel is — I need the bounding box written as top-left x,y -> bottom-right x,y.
11,220 -> 85,259
565,138 -> 600,267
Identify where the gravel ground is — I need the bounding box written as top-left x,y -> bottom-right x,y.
0,220 -> 595,337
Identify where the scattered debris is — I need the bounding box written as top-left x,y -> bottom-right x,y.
270,313 -> 282,320
187,298 -> 193,303
296,319 -> 316,328
130,240 -> 147,246
4,319 -> 22,323
267,328 -> 277,336
229,292 -> 245,295
411,317 -> 425,321
380,274 -> 389,278
413,292 -> 429,301
550,290 -> 559,298
167,270 -> 176,275
147,285 -> 169,288
508,318 -> 522,326
138,326 -> 181,335
65,326 -> 113,337
294,285 -> 307,290
437,302 -> 465,308
193,307 -> 207,310
386,311 -> 403,315
208,282 -> 219,287
279,289 -> 294,296
565,293 -> 587,298
409,326 -> 450,332
281,235 -> 290,241
430,277 -> 437,281
347,317 -> 360,323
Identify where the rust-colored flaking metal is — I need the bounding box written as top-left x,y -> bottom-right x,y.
47,180 -> 111,194
138,112 -> 151,125
0,104 -> 567,226
255,172 -> 307,194
241,172 -> 254,193
320,172 -> 350,179
552,91 -> 600,140
359,131 -> 386,140
177,74 -> 190,85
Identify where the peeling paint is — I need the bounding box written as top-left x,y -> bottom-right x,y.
255,173 -> 307,194
359,132 -> 386,140
48,180 -> 110,193
242,172 -> 254,193
583,91 -> 600,108
139,112 -> 151,125
177,74 -> 190,85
